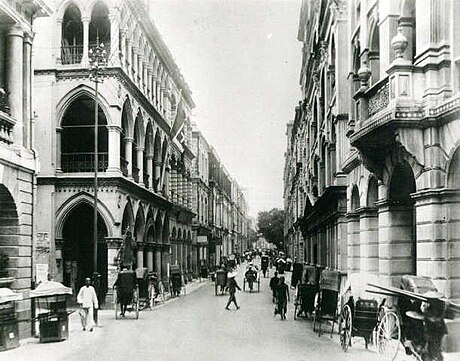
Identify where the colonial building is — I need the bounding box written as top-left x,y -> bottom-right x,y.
287,0 -> 460,311
33,0 -> 195,302
0,0 -> 51,338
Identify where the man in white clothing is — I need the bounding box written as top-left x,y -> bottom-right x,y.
77,277 -> 99,331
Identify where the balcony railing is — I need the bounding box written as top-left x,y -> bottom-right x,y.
367,77 -> 389,118
61,153 -> 108,173
120,157 -> 128,176
61,45 -> 83,65
0,112 -> 14,145
132,166 -> 140,183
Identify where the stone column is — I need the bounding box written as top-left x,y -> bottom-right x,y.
161,246 -> 169,281
143,61 -> 149,94
359,207 -> 379,274
6,25 -> 24,143
109,12 -> 119,67
107,125 -> 120,172
154,160 -> 162,192
136,243 -> 144,268
346,212 -> 360,273
146,67 -> 152,100
125,137 -> 133,177
146,154 -> 154,190
81,17 -> 90,65
56,19 -> 63,64
56,127 -> 63,172
136,146 -> 144,184
154,247 -> 162,277
23,33 -> 32,148
164,163 -> 170,199
146,244 -> 154,272
126,39 -> 132,76
132,47 -> 138,84
119,28 -> 126,67
137,54 -> 144,87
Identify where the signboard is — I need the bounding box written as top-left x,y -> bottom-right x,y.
36,263 -> 48,284
36,232 -> 50,250
197,236 -> 208,244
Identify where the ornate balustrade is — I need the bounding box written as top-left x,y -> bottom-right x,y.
61,152 -> 108,172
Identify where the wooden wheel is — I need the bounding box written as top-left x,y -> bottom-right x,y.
377,311 -> 401,361
134,287 -> 139,320
114,288 -> 119,319
340,304 -> 352,352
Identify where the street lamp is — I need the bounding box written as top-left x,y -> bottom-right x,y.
89,36 -> 107,272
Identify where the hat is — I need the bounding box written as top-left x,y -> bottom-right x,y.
423,291 -> 445,299
406,310 -> 424,320
227,271 -> 238,279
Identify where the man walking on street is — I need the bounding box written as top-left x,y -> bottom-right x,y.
225,270 -> 241,310
269,271 -> 280,303
77,277 -> 99,332
276,276 -> 290,320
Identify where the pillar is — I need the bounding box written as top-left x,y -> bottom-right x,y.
119,28 -> 127,67
56,127 -> 63,172
359,208 -> 379,274
146,244 -> 154,272
154,160 -> 161,192
6,25 -> 24,142
136,243 -> 144,268
146,154 -> 154,190
107,125 -> 120,172
109,12 -> 119,67
161,247 -> 169,281
147,68 -> 152,100
132,47 -> 138,84
125,137 -> 133,177
164,163 -> 170,198
81,17 -> 90,65
347,212 -> 360,273
23,33 -> 32,148
136,146 -> 144,184
155,248 -> 162,277
137,54 -> 144,87
126,39 -> 132,76
56,19 -> 63,64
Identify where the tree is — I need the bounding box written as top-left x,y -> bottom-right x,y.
257,208 -> 285,250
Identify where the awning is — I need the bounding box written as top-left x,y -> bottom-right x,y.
30,281 -> 72,298
0,288 -> 23,304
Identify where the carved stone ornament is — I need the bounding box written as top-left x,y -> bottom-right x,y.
358,61 -> 372,87
329,0 -> 345,16
391,27 -> 408,59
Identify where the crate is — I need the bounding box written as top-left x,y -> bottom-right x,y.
354,299 -> 378,335
38,313 -> 69,343
0,322 -> 19,351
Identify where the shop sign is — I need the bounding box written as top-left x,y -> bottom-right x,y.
197,236 -> 208,244
36,263 -> 48,284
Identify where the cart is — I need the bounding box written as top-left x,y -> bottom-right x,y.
214,268 -> 227,295
30,281 -> 72,343
293,265 -> 320,320
261,255 -> 269,278
243,267 -> 260,292
368,275 -> 460,361
0,288 -> 22,351
170,264 -> 185,298
313,269 -> 341,337
148,272 -> 165,306
340,273 -> 385,352
113,269 -> 139,319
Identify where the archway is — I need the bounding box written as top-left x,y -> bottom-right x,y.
120,99 -> 133,176
389,162 -> 416,275
62,202 -> 108,301
89,1 -> 110,48
0,185 -> 19,279
61,94 -> 108,173
61,4 -> 83,64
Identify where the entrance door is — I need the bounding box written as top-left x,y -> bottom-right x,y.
62,203 -> 108,302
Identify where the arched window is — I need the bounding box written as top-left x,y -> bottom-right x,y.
61,4 -> 83,64
61,95 -> 108,173
369,23 -> 380,84
89,1 -> 110,49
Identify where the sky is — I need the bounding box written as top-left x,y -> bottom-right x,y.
150,0 -> 302,217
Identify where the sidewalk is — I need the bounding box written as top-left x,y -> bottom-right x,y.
18,278 -> 209,349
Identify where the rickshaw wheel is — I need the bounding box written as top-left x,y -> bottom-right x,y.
377,311 -> 400,361
214,283 -> 218,296
312,293 -> 320,332
134,288 -> 139,320
294,302 -> 298,320
340,304 -> 352,352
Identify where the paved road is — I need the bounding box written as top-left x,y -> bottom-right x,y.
3,263 -> 458,361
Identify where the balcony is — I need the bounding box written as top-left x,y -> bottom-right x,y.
0,111 -> 14,145
61,153 -> 108,173
61,45 -> 83,65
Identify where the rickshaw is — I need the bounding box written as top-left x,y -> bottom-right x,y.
113,269 -> 139,319
215,268 -> 227,295
135,267 -> 153,310
243,266 -> 260,292
148,272 -> 165,306
261,255 -> 269,278
313,269 -> 341,337
170,264 -> 186,298
368,275 -> 460,361
340,273 -> 385,352
293,264 -> 320,320
0,288 -> 22,351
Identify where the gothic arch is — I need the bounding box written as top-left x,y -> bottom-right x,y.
121,198 -> 134,233
367,176 -> 379,207
55,192 -> 114,239
447,144 -> 460,188
350,184 -> 360,212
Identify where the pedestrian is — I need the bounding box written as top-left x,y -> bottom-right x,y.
269,271 -> 280,303
77,277 -> 99,332
291,258 -> 303,289
225,269 -> 241,310
276,276 -> 290,320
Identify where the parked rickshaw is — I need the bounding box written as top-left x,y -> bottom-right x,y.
243,267 -> 260,292
261,255 -> 269,278
0,288 -> 22,351
170,264 -> 185,297
215,268 -> 227,295
340,273 -> 385,352
113,268 -> 139,319
368,275 -> 460,361
293,264 -> 320,320
313,269 -> 341,337
135,267 -> 152,310
30,281 -> 73,342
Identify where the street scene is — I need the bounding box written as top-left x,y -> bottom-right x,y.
1,0 -> 460,360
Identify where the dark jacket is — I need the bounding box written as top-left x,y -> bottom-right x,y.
227,278 -> 241,293
269,276 -> 279,290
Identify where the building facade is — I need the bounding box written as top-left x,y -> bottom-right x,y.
33,0 -> 195,302
287,0 -> 460,308
0,0 -> 51,338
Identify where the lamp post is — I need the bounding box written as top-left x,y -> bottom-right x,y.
89,37 -> 107,272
